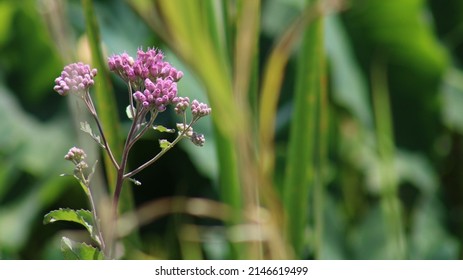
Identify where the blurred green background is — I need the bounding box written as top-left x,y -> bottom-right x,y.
1,0 -> 463,259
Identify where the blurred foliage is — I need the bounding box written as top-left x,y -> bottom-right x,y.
1,0 -> 463,260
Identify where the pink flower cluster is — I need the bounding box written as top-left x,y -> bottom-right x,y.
108,48 -> 184,111
133,78 -> 178,111
54,62 -> 97,96
172,96 -> 190,115
107,52 -> 135,82
191,100 -> 212,118
190,132 -> 205,147
64,147 -> 87,164
108,48 -> 183,85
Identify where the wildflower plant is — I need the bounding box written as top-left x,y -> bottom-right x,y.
44,48 -> 211,259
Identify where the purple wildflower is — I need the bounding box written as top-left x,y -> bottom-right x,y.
172,96 -> 190,115
54,62 -> 97,96
108,52 -> 136,82
133,48 -> 183,82
191,100 -> 211,118
108,48 -> 183,85
133,78 -> 178,111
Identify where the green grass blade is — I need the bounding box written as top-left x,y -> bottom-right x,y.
259,2 -> 321,182
314,21 -> 328,260
283,9 -> 324,259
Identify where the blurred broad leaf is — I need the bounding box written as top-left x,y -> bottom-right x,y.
343,0 -> 448,152
326,15 -> 373,129
0,82 -> 72,254
0,1 -> 62,106
61,237 -> 104,260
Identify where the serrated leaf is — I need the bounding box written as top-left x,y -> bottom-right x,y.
159,139 -> 171,150
44,208 -> 101,246
61,237 -> 104,260
80,121 -> 93,135
80,121 -> 105,148
153,125 -> 175,133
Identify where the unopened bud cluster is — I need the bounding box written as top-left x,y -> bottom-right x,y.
176,123 -> 206,147
191,100 -> 212,118
172,96 -> 190,115
65,147 -> 86,162
64,147 -> 88,172
54,63 -> 97,96
190,132 -> 205,147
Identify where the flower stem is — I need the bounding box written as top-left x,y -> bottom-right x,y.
83,92 -> 120,169
109,107 -> 146,258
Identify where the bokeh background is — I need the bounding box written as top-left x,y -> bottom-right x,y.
1,0 -> 463,259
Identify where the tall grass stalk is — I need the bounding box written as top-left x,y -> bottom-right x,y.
283,12 -> 324,258
233,0 -> 263,258
371,59 -> 406,259
314,19 -> 328,260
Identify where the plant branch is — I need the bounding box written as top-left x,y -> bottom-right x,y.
124,119 -> 197,179
83,92 -> 120,169
128,110 -> 159,149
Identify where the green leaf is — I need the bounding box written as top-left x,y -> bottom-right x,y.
80,121 -> 104,148
159,139 -> 171,150
43,208 -> 101,246
61,237 -> 104,260
325,15 -> 372,129
283,12 -> 324,258
153,125 -> 175,133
